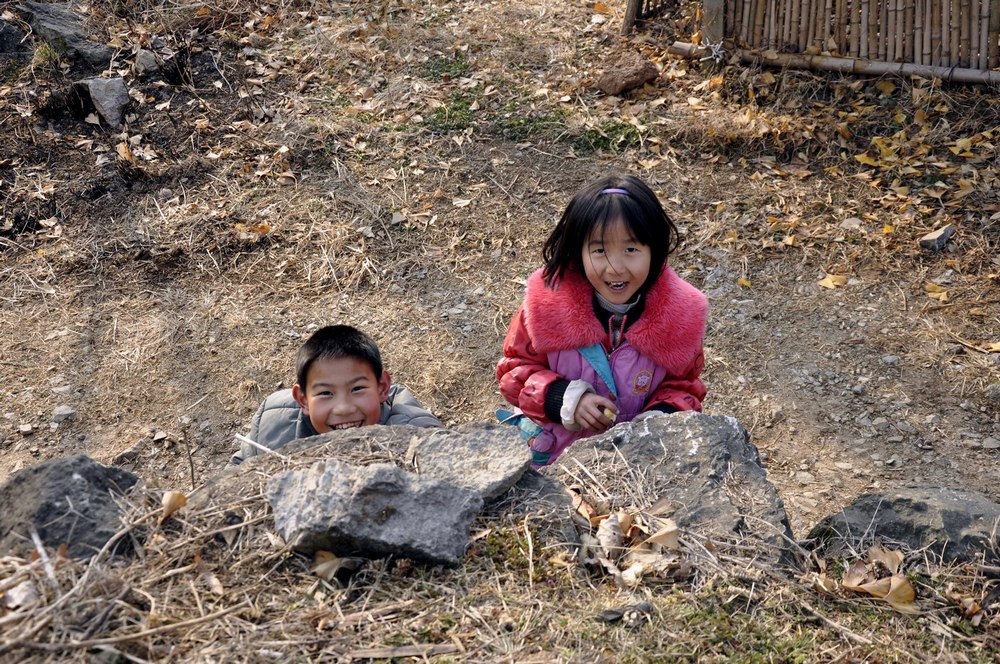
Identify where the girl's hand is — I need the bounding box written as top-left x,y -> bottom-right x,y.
574,393 -> 617,433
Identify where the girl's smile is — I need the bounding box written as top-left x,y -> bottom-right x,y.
582,218 -> 651,305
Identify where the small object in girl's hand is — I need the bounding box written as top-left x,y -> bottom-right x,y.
603,407 -> 616,421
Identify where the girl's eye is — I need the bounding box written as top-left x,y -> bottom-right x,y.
592,247 -> 605,255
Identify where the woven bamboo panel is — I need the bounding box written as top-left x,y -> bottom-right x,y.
625,0 -> 1000,69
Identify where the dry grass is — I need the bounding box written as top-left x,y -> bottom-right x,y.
2,0 -> 1000,658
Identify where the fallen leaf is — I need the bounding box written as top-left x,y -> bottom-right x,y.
883,575 -> 920,614
312,550 -> 364,582
645,519 -> 680,551
737,277 -> 752,288
817,274 -> 847,289
596,513 -> 624,560
452,198 -> 472,208
160,490 -> 186,523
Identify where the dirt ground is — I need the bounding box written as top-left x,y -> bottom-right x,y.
2,0 -> 999,548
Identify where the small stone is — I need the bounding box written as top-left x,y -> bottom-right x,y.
834,462 -> 854,470
851,384 -> 865,395
872,417 -> 890,431
982,438 -> 1000,450
152,430 -> 168,442
924,414 -> 940,425
880,354 -> 901,366
918,224 -> 955,251
52,405 -> 76,423
796,471 -> 816,485
984,384 -> 1000,403
18,424 -> 33,435
896,421 -> 916,433
52,385 -> 73,396
199,420 -> 212,432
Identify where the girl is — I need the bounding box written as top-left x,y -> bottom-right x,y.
496,174 -> 708,466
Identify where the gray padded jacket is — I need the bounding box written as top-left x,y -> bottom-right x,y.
228,384 -> 441,466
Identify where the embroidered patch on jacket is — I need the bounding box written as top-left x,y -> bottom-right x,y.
633,370 -> 653,394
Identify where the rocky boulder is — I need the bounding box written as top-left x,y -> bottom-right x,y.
0,455 -> 138,559
19,2 -> 113,68
558,412 -> 794,560
268,459 -> 483,565
200,423 -> 531,564
808,486 -> 1000,563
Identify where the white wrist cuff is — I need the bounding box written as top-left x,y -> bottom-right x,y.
560,380 -> 594,431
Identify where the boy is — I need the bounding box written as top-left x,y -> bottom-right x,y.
228,325 -> 441,466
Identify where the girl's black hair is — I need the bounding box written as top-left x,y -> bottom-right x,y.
541,174 -> 679,290
295,325 -> 383,389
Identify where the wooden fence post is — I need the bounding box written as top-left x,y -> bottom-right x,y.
704,0 -> 726,42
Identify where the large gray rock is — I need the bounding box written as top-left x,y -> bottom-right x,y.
558,412 -> 793,559
808,486 -> 1000,563
403,424 -> 531,501
71,77 -> 130,128
193,424 -> 531,565
19,2 -> 113,67
0,455 -> 138,559
268,459 -> 483,565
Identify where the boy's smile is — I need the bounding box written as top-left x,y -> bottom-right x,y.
582,218 -> 651,305
292,356 -> 391,434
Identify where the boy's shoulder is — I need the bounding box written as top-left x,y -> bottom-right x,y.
382,383 -> 442,428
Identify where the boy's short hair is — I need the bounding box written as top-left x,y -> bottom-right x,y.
295,325 -> 384,388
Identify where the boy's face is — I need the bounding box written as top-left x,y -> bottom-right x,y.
292,356 -> 391,433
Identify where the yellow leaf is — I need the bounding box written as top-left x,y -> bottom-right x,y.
924,282 -> 947,293
737,277 -> 752,288
817,274 -> 847,289
927,291 -> 949,302
875,80 -> 896,95
160,491 -> 187,524
645,519 -> 681,551
592,1 -> 612,14
884,575 -> 921,614
842,559 -> 871,590
868,546 -> 904,575
312,550 -> 363,582
914,109 -> 930,126
782,235 -> 797,246
883,224 -> 894,234
855,153 -> 879,167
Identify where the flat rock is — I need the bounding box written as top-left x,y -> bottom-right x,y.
808,486 -> 1000,563
918,224 -> 955,251
0,455 -> 138,559
268,459 -> 483,565
1,19 -> 28,53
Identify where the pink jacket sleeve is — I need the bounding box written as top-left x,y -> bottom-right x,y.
496,306 -> 562,423
646,349 -> 706,412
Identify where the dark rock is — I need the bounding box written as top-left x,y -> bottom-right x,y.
1,20 -> 28,53
268,459 -> 483,565
71,77 -> 130,128
918,224 -> 955,251
19,2 -> 113,67
808,486 -> 1000,563
0,455 -> 138,559
595,50 -> 659,95
557,412 -> 794,561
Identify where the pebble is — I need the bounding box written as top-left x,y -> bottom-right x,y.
985,384 -> 1000,403
18,424 -> 33,435
982,438 -> 1000,450
880,354 -> 901,366
52,405 -> 76,423
795,471 -> 816,484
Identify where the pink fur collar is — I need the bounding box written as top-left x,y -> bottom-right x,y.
520,266 -> 707,369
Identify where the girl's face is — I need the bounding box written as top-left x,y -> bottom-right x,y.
581,218 -> 651,305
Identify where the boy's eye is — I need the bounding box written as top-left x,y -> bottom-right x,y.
352,385 -> 368,393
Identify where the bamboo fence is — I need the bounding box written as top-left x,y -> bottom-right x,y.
626,0 -> 1000,74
